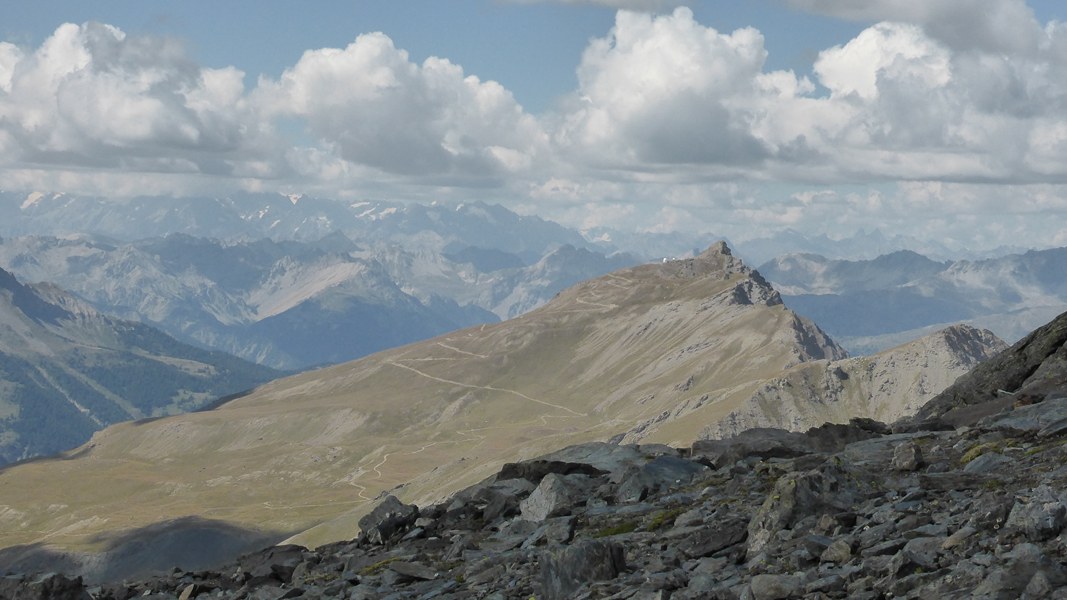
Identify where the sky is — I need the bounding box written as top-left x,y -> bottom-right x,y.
2,0 -> 1067,251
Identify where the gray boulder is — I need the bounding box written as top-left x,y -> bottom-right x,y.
747,463 -> 862,556
750,573 -> 803,600
1004,486 -> 1067,542
358,495 -> 419,545
539,539 -> 626,600
616,456 -> 707,503
520,473 -> 595,522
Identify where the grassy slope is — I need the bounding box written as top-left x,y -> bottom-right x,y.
0,248 -> 839,552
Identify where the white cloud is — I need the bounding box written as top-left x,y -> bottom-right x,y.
813,23 -> 950,100
555,7 -> 773,171
255,33 -> 547,181
0,22 -> 281,181
4,10 -> 1067,252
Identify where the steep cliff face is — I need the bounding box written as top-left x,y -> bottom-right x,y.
702,325 -> 1007,439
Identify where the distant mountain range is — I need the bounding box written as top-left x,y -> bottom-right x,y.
2,189 -> 1060,364
0,243 -> 1005,579
0,234 -> 637,369
0,192 -> 600,259
6,189 -> 1025,266
758,247 -> 1067,354
0,267 -> 279,465
734,228 -> 1030,266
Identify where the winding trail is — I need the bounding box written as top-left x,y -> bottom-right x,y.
386,361 -> 587,417
436,342 -> 488,358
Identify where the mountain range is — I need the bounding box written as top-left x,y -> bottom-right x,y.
734,228 -> 1029,266
6,189 -> 1061,368
0,192 -> 605,259
0,243 -> 1005,580
759,247 -> 1067,354
7,189 -> 1024,267
0,234 -> 637,369
0,267 -> 279,465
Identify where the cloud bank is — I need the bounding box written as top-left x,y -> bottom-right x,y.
2,4 -> 1067,248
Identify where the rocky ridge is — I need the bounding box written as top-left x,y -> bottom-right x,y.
9,395 -> 1067,598
703,324 -> 1007,439
912,309 -> 1067,428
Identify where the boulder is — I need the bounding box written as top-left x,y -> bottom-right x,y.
358,495 -> 419,545
615,456 -> 707,503
747,463 -> 862,556
891,441 -> 923,472
497,460 -> 606,484
750,573 -> 803,600
1004,487 -> 1067,542
520,473 -> 595,522
692,428 -> 816,467
980,397 -> 1067,437
539,539 -> 626,600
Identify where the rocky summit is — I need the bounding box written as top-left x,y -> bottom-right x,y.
3,311 -> 1066,599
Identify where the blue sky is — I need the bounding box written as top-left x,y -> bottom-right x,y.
2,0 -> 1067,250
3,1 -> 868,113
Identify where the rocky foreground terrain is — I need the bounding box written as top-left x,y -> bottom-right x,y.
3,311 -> 1065,599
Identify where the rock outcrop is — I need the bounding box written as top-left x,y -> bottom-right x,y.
910,309 -> 1067,427
703,324 -> 1006,438
8,404 -> 1067,598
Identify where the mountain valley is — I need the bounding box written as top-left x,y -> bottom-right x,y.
0,267 -> 279,465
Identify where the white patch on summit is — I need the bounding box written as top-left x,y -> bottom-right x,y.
20,192 -> 45,210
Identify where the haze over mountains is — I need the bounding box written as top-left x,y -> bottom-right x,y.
0,234 -> 638,370
760,248 -> 1067,354
0,243 -> 1006,580
3,191 -> 1060,369
0,191 -> 1036,264
0,267 -> 278,465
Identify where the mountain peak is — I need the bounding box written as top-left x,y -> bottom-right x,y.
0,265 -> 18,290
545,240 -> 783,314
699,240 -> 732,257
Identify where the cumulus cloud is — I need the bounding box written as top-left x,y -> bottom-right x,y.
0,22 -> 279,180
0,22 -> 547,194
255,33 -> 546,182
803,18 -> 1067,182
555,8 -> 774,171
5,8 -> 1067,251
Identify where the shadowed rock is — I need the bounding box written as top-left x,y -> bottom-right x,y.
539,539 -> 626,600
357,495 -> 419,545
